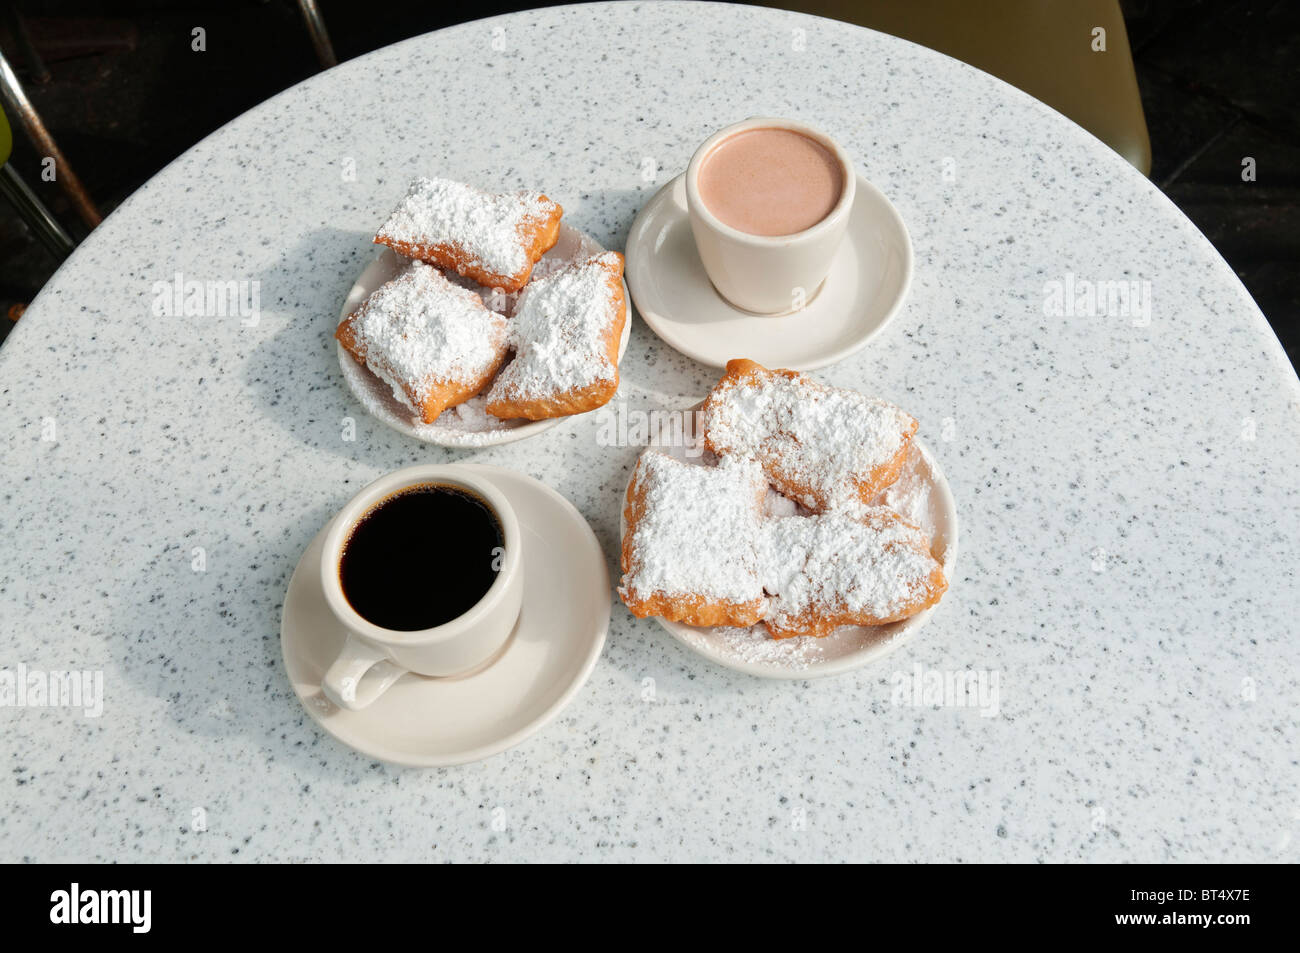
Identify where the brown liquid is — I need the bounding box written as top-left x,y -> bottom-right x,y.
698,127 -> 843,236
338,483 -> 503,631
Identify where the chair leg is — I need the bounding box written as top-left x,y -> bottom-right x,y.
0,162 -> 74,259
297,0 -> 338,69
0,45 -> 101,228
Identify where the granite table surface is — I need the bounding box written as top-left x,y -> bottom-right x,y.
1,2 -> 1296,863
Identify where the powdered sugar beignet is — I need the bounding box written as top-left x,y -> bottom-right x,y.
336,261 -> 509,425
485,252 -> 626,421
702,359 -> 917,510
375,177 -> 563,293
760,507 -> 947,639
620,451 -> 768,627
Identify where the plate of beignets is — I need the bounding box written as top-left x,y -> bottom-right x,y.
618,359 -> 958,679
337,178 -> 630,448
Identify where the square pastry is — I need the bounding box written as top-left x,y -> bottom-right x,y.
485,251 -> 626,421
760,508 -> 948,638
702,359 -> 917,511
336,261 -> 509,424
620,451 -> 769,628
374,177 -> 563,293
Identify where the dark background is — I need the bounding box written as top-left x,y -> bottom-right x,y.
1,0 -> 1296,365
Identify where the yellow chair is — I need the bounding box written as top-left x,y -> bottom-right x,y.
766,0 -> 1152,175
0,104 -> 74,258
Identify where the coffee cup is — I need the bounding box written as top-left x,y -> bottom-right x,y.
319,464 -> 523,710
685,117 -> 856,315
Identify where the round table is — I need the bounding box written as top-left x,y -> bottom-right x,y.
2,2 -> 1296,863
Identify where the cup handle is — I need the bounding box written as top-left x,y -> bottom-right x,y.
322,633 -> 406,711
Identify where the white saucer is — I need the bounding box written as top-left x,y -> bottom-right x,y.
281,465 -> 611,766
338,223 -> 631,448
625,173 -> 913,371
619,404 -> 956,680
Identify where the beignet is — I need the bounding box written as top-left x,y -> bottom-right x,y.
336,261 -> 509,424
702,358 -> 917,511
375,177 -> 562,293
620,451 -> 768,628
485,252 -> 626,421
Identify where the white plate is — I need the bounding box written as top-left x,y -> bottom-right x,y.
337,224 -> 631,448
625,173 -> 912,371
281,465 -> 611,766
619,404 -> 957,679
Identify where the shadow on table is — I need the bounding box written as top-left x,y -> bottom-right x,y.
243,227 -> 372,463
240,226 -> 489,470
112,227 -> 427,780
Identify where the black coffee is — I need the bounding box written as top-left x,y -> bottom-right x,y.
338,483 -> 504,631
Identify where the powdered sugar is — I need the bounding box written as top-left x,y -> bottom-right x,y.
878,443 -> 936,531
443,222 -> 608,316
620,449 -> 942,626
622,451 -> 767,604
336,349 -> 527,446
429,393 -> 511,433
702,627 -> 826,670
620,396 -> 956,671
704,368 -> 915,510
346,261 -> 506,411
488,252 -> 622,402
376,177 -> 558,280
761,509 -> 938,631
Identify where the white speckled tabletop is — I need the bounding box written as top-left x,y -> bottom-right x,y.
2,1 -> 1297,863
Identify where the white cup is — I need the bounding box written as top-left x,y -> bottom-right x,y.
319,465 -> 523,710
685,116 -> 856,315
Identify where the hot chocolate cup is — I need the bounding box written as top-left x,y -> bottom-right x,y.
685,117 -> 856,315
